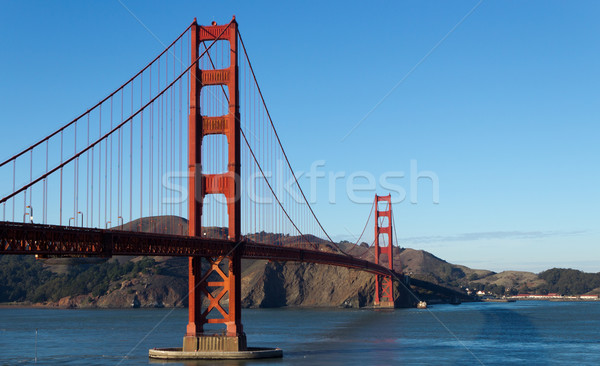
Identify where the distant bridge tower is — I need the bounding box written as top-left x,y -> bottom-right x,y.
185,17 -> 245,352
374,194 -> 395,307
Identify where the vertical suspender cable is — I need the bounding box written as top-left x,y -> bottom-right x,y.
74,121 -> 77,225
160,87 -> 164,224
110,97 -> 113,225
130,82 -> 133,226
60,130 -> 63,225
91,138 -> 94,227
44,140 -> 48,224
29,150 -> 33,217
76,156 -> 79,225
162,58 -> 166,220
87,114 -> 90,227
105,102 -> 108,225
179,41 -> 183,225
150,64 -> 154,219
12,160 -> 15,221
158,60 -> 162,220
98,107 -> 102,227
140,74 -> 144,229
119,90 -> 123,224
172,46 -> 175,231
185,40 -> 189,232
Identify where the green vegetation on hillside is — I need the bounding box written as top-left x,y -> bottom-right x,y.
0,256 -> 156,303
535,268 -> 600,295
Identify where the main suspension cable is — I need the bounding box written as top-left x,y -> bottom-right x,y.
0,22 -> 195,168
0,22 -> 233,205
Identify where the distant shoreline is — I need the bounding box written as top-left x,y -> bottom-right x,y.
2,299 -> 600,310
0,302 -> 179,309
479,297 -> 600,303
0,302 -> 50,309
508,298 -> 600,302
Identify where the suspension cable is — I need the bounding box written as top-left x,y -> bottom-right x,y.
352,197 -> 375,247
238,30 -> 352,256
392,204 -> 401,253
346,197 -> 377,258
240,129 -> 316,248
0,22 -> 233,205
0,21 -> 195,168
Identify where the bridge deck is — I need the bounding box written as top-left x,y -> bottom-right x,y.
0,221 -> 473,301
0,221 -> 395,277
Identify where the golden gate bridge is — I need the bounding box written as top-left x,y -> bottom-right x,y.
0,17 -> 468,359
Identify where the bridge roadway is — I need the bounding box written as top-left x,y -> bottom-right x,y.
0,221 -> 472,301
0,221 -> 396,276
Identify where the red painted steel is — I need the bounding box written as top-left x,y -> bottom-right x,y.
187,19 -> 202,338
0,221 -> 398,276
187,17 -> 243,340
374,194 -> 394,306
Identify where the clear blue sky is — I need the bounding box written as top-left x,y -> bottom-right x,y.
0,1 -> 598,273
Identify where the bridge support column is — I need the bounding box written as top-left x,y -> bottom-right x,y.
375,275 -> 394,308
183,253 -> 246,352
374,195 -> 395,308
182,16 -> 249,354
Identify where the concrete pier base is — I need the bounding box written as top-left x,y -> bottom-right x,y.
374,301 -> 395,308
149,347 -> 283,360
183,334 -> 247,352
150,334 -> 282,360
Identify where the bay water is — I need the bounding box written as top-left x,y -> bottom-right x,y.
1,301 -> 599,365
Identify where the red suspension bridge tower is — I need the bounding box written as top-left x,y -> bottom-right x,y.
185,18 -> 245,352
374,194 -> 395,308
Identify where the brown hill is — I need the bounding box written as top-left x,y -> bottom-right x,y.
469,270 -> 543,290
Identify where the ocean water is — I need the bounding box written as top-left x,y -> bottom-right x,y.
1,301 -> 599,365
